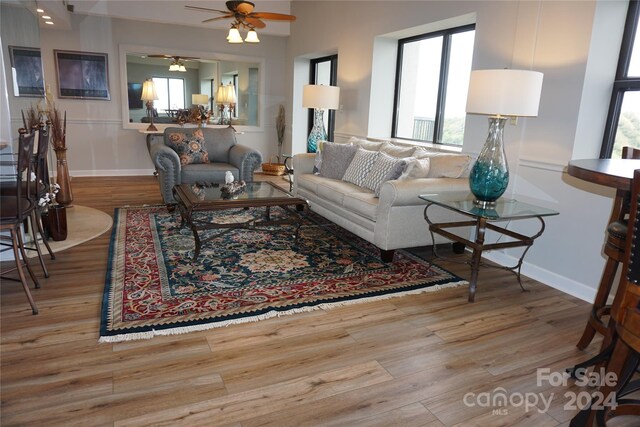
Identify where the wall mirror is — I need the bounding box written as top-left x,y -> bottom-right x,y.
119,45 -> 263,130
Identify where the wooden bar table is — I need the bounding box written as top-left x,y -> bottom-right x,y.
566,158 -> 640,373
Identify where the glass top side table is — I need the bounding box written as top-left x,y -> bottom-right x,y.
419,191 -> 559,302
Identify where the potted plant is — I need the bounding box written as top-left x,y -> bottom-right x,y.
38,182 -> 67,241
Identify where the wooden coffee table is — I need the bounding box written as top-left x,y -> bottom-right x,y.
172,181 -> 307,261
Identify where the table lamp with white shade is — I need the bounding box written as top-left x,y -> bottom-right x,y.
465,69 -> 543,207
141,79 -> 159,131
302,84 -> 340,153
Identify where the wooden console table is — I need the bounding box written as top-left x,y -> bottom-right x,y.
420,192 -> 558,302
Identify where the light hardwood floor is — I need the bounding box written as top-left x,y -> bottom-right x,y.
0,175 -> 609,426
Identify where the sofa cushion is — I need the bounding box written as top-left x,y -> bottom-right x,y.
181,162 -> 238,183
342,191 -> 378,221
165,130 -> 210,165
361,152 -> 408,196
399,158 -> 431,180
316,178 -> 363,206
296,173 -> 326,194
201,127 -> 237,163
319,143 -> 358,180
413,149 -> 473,178
343,148 -> 379,187
380,142 -> 417,158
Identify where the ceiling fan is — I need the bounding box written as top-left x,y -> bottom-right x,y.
147,54 -> 199,72
186,1 -> 296,43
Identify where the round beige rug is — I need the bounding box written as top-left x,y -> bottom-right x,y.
28,205 -> 113,257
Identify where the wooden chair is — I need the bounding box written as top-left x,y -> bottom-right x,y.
1,122 -> 55,277
576,146 -> 640,350
571,168 -> 640,426
0,128 -> 40,314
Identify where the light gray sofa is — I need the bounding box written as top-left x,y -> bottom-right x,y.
293,139 -> 471,261
150,127 -> 262,205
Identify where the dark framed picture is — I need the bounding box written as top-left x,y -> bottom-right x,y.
8,46 -> 45,97
54,49 -> 110,100
127,82 -> 143,109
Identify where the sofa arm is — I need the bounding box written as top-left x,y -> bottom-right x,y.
293,153 -> 316,177
229,144 -> 262,182
378,178 -> 470,209
150,143 -> 181,204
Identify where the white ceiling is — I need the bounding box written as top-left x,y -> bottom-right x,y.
33,0 -> 295,36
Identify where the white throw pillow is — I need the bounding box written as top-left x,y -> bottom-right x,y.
413,149 -> 472,178
379,142 -> 417,158
398,158 -> 431,180
348,136 -> 385,152
342,148 -> 380,187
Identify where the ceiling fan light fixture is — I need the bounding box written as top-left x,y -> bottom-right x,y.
227,26 -> 243,43
245,29 -> 260,43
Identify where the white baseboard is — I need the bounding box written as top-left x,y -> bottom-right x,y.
481,251 -> 596,303
71,169 -> 155,177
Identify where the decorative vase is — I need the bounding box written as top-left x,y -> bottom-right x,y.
307,109 -> 327,153
469,116 -> 509,207
54,148 -> 73,206
43,205 -> 67,241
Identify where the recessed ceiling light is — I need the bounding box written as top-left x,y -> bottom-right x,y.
37,8 -> 44,13
45,21 -> 54,25
42,15 -> 51,19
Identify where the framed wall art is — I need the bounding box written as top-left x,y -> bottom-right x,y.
54,49 -> 110,100
8,46 -> 45,97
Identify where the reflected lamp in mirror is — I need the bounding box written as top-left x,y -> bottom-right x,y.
465,69 -> 543,207
216,83 -> 237,125
141,79 -> 159,131
302,84 -> 340,153
192,94 -> 209,106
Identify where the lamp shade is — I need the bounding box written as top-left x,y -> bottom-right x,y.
225,84 -> 237,104
466,69 -> 543,117
192,94 -> 209,105
302,84 -> 340,110
227,27 -> 243,43
140,79 -> 158,101
245,29 -> 260,43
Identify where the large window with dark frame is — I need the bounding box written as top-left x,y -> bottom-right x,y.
601,0 -> 640,158
392,24 -> 475,146
152,77 -> 185,115
309,54 -> 338,141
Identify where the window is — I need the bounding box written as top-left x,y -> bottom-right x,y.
152,77 -> 185,115
392,24 -> 475,145
309,54 -> 338,141
601,0 -> 640,158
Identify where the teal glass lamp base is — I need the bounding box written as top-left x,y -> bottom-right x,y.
307,109 -> 327,153
469,116 -> 509,206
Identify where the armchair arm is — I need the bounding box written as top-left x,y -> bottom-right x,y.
229,144 -> 262,182
150,143 -> 181,204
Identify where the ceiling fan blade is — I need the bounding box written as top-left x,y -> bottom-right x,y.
185,5 -> 229,14
250,12 -> 296,21
227,1 -> 255,14
148,54 -> 173,59
202,14 -> 233,23
244,17 -> 266,29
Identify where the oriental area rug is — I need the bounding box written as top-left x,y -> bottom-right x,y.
99,205 -> 466,342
